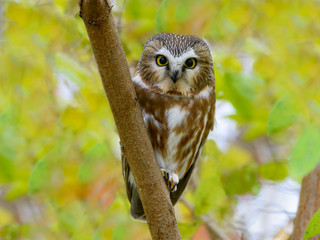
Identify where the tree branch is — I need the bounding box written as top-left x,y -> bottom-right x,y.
290,165 -> 320,240
79,0 -> 181,239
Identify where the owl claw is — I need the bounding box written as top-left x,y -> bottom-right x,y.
161,169 -> 179,192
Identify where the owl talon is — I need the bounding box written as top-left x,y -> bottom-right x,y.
161,169 -> 168,182
161,169 -> 179,192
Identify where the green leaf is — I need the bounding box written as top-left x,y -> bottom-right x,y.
28,147 -> 61,194
175,0 -> 192,22
51,53 -> 90,86
155,0 -> 170,32
58,202 -> 94,238
259,161 -> 288,181
28,157 -> 51,194
0,156 -> 14,182
223,72 -> 259,119
267,95 -> 297,134
5,181 -> 28,201
289,125 -> 320,179
71,232 -> 92,240
78,142 -> 110,183
0,108 -> 18,174
223,165 -> 260,195
218,145 -> 252,172
194,174 -> 226,216
178,221 -> 201,239
112,225 -> 128,240
194,160 -> 227,216
59,203 -> 82,233
304,208 -> 320,240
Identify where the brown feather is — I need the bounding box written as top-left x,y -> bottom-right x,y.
122,33 -> 216,220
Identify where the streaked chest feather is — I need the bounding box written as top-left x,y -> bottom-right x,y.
134,76 -> 215,178
152,103 -> 209,178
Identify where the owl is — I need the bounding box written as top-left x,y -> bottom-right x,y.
122,32 -> 215,220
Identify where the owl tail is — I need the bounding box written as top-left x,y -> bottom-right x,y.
130,185 -> 146,221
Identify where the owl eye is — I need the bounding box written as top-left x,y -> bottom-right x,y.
156,55 -> 168,66
184,58 -> 197,69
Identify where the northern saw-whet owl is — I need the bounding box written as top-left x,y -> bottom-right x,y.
122,33 -> 215,220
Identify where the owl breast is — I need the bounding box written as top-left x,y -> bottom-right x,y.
133,74 -> 215,180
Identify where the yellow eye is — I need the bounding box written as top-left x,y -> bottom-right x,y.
156,55 -> 168,66
184,58 -> 197,69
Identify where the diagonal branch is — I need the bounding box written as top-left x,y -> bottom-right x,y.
79,0 -> 181,239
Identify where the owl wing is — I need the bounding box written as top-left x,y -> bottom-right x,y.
171,96 -> 216,204
121,147 -> 131,201
170,160 -> 196,205
123,144 -> 196,217
121,147 -> 146,220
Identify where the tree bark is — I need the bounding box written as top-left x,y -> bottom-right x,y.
79,0 -> 181,239
291,166 -> 320,240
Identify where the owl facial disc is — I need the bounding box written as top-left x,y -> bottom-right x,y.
155,47 -> 198,85
137,32 -> 214,96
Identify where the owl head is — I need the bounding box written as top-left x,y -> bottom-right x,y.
137,33 -> 214,96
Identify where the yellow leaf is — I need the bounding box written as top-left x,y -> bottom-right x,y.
0,207 -> 14,226
219,145 -> 252,172
61,107 -> 86,130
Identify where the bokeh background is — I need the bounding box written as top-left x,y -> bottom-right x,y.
1,0 -> 320,239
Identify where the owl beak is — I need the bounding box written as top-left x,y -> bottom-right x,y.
170,70 -> 180,83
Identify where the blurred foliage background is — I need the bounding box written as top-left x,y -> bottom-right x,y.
0,0 -> 320,239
